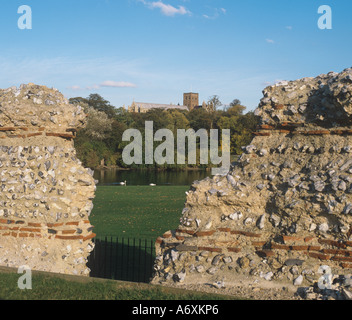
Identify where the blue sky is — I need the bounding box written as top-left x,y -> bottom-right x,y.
0,0 -> 350,111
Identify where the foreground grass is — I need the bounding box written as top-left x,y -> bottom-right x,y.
90,186 -> 189,240
0,270 -> 235,300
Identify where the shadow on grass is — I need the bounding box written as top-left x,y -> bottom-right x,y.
87,237 -> 155,283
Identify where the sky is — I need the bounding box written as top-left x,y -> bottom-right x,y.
0,0 -> 350,111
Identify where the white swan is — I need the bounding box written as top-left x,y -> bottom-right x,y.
149,183 -> 156,186
120,180 -> 127,186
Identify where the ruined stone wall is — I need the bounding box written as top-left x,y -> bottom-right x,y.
0,84 -> 96,276
152,68 -> 352,292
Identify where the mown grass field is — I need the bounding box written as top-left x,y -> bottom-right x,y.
0,268 -> 236,300
90,185 -> 190,240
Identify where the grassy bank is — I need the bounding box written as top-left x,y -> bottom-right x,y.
0,268 -> 235,300
90,185 -> 189,240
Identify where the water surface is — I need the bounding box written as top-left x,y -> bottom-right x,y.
93,169 -> 212,186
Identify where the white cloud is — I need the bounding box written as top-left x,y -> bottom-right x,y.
67,85 -> 81,90
86,84 -> 101,90
266,39 -> 275,44
84,81 -> 137,90
286,26 -> 293,30
100,80 -> 137,88
202,7 -> 227,20
139,0 -> 191,17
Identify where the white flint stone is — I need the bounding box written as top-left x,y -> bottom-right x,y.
318,223 -> 329,233
257,214 -> 266,230
294,275 -> 303,286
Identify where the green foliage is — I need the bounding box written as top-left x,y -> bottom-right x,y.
87,93 -> 118,119
71,95 -> 259,169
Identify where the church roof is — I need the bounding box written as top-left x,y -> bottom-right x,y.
133,102 -> 189,111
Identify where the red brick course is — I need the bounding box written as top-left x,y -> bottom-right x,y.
198,246 -> 222,253
230,230 -> 262,238
194,230 -> 216,237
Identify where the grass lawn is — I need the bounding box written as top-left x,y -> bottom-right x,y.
90,186 -> 189,241
0,269 -> 236,300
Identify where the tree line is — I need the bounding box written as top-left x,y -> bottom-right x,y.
69,94 -> 259,170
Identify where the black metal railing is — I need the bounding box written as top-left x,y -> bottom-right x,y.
87,236 -> 156,283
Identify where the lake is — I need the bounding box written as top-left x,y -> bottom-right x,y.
93,169 -> 212,186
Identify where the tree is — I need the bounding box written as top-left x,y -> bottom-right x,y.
69,97 -> 88,105
216,109 -> 259,155
168,110 -> 190,134
188,108 -> 214,132
82,107 -> 114,140
87,94 -> 117,119
206,95 -> 222,113
207,95 -> 220,112
227,99 -> 246,116
69,94 -> 118,118
230,99 -> 241,106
